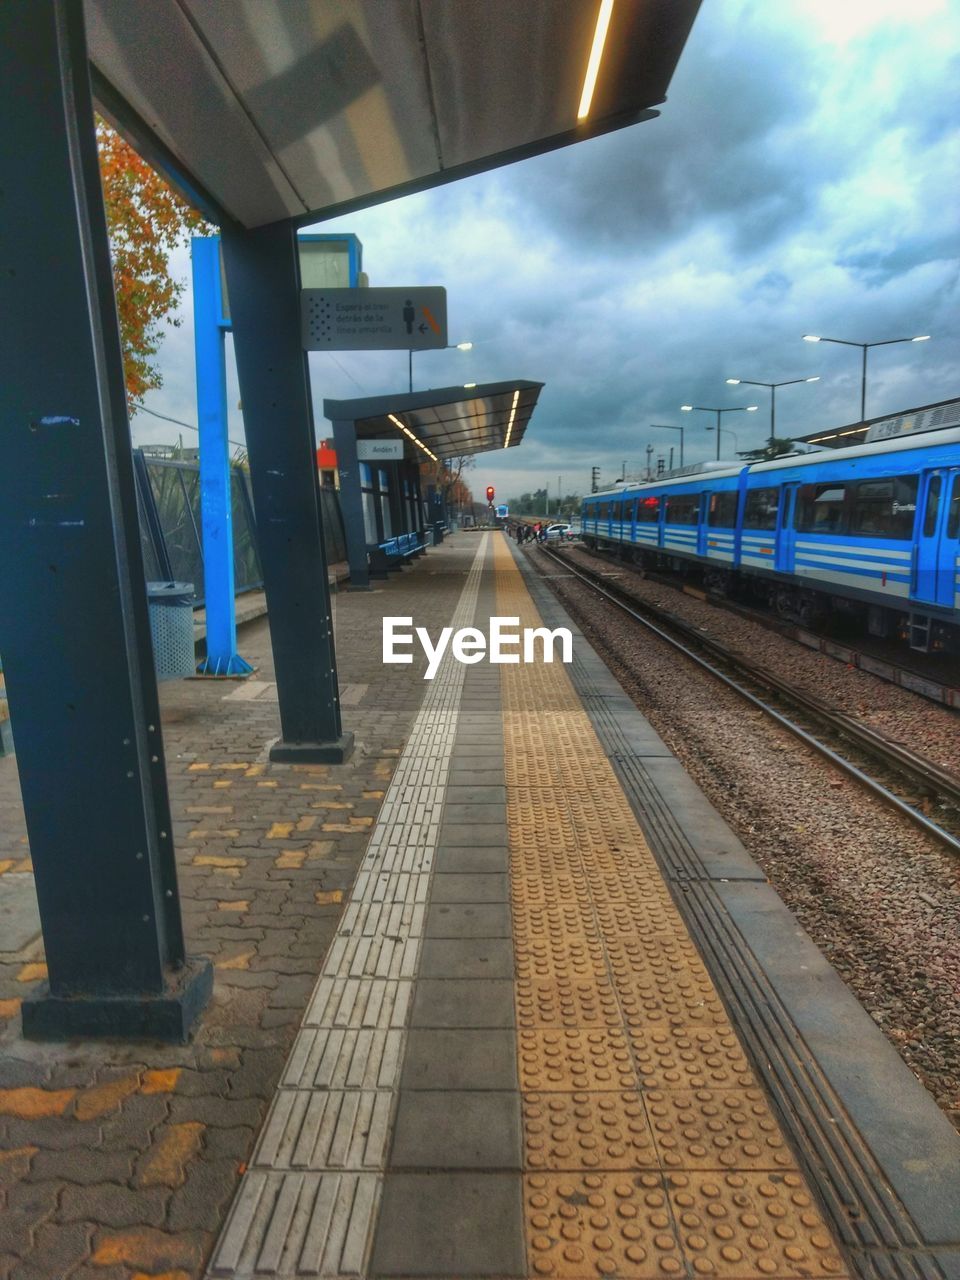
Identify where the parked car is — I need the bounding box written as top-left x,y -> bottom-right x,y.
545,522 -> 576,541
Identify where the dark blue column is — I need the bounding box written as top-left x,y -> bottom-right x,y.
331,419 -> 371,589
0,0 -> 211,1038
220,223 -> 352,763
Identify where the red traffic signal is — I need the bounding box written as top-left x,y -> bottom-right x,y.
486,486 -> 495,502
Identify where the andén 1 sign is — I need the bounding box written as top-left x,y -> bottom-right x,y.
383,617 -> 573,680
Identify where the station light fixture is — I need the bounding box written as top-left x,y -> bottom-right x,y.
724,375 -> 820,435
681,403 -> 758,460
503,388 -> 521,448
577,0 -> 615,119
387,412 -> 438,462
801,333 -> 932,419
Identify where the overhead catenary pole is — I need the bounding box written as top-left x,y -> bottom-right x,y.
650,423 -> 684,468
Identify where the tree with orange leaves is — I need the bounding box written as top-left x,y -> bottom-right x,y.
420,455 -> 475,520
96,117 -> 210,411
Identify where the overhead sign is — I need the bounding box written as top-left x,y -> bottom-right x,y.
302,287 -> 447,351
357,439 -> 404,462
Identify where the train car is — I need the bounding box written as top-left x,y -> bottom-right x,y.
581,412 -> 960,653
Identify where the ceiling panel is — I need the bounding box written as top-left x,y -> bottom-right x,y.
86,0 -> 701,229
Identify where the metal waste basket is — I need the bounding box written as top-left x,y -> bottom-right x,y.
146,581 -> 195,679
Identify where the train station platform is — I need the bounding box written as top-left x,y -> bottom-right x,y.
1,533 -> 958,1280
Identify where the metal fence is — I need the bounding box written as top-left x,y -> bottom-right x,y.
133,452 -> 263,605
132,451 -> 347,606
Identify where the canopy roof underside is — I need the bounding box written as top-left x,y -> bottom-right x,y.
324,380 -> 543,461
85,0 -> 701,229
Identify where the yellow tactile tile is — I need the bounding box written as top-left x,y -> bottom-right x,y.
631,1027 -> 758,1092
514,938 -> 609,984
646,1088 -> 795,1172
517,978 -> 622,1030
524,1172 -> 685,1277
523,1093 -> 659,1171
512,899 -> 599,941
492,536 -> 848,1279
519,1030 -> 639,1092
666,1171 -> 846,1276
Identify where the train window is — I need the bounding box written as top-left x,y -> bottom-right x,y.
636,496 -> 661,523
948,477 -> 960,539
743,487 -> 780,530
611,501 -> 622,521
707,491 -> 738,527
850,477 -> 918,538
923,476 -> 940,537
665,494 -> 699,524
795,483 -> 848,534
598,502 -> 609,520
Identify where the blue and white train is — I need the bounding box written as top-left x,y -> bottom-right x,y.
581,402 -> 960,653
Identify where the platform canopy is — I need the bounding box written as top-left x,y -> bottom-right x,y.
84,0 -> 701,229
324,380 -> 543,461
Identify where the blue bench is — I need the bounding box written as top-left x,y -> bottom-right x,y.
369,533 -> 426,578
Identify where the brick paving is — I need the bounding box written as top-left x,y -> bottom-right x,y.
0,544 -> 469,1280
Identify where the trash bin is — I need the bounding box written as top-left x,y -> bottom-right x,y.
146,581 -> 195,680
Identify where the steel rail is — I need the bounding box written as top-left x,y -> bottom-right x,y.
539,545 -> 960,857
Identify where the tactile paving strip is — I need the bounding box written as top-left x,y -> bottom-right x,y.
253,1090 -> 392,1170
210,1171 -> 378,1278
646,1089 -> 795,1172
493,536 -> 849,1280
523,1093 -> 659,1171
523,1172 -> 685,1277
666,1171 -> 846,1276
207,537 -> 491,1280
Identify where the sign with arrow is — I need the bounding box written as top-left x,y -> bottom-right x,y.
301,286 -> 448,351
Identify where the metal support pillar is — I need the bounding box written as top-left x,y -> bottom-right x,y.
386,462 -> 404,541
0,0 -> 211,1038
220,222 -> 352,763
192,235 -> 253,676
331,419 -> 372,589
414,468 -> 428,544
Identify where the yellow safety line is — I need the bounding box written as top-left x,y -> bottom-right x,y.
493,536 -> 846,1279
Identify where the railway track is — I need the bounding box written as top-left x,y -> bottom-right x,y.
539,543 -> 960,856
565,540 -> 960,710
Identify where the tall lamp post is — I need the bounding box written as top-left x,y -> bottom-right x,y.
409,341 -> 473,392
681,404 -> 758,460
650,423 -> 685,468
801,333 -> 930,421
706,425 -> 738,454
724,376 -> 819,438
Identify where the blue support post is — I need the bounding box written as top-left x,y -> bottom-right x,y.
0,0 -> 211,1039
191,236 -> 253,676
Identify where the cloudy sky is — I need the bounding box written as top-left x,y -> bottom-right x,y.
136,0 -> 960,506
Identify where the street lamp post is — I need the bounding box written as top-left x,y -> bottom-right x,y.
680,404 -> 758,460
801,333 -> 930,421
706,425 -> 738,454
650,423 -> 684,468
408,341 -> 473,392
724,376 -> 819,438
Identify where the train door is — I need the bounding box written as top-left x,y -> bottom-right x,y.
913,469 -> 960,607
775,483 -> 801,573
